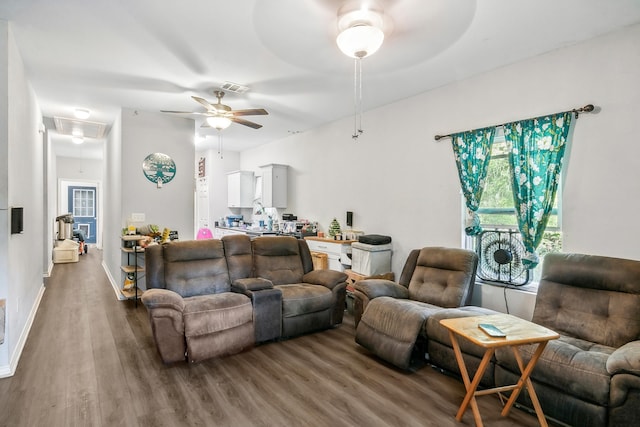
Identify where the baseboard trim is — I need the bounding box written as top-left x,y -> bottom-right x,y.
43,261 -> 54,278
0,283 -> 46,378
102,261 -> 125,301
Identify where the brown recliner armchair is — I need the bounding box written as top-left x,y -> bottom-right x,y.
353,246 -> 478,369
141,239 -> 254,363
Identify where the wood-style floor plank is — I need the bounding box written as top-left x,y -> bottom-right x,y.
0,248 -> 545,427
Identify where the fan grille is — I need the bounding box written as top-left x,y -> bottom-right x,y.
476,229 -> 530,286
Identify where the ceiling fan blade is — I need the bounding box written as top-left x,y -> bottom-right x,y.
231,108 -> 269,117
231,117 -> 263,129
191,96 -> 216,110
161,110 -> 208,116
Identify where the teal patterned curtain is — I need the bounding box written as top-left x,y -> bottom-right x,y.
503,112 -> 572,268
451,127 -> 496,235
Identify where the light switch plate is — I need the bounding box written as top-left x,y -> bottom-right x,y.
130,213 -> 145,222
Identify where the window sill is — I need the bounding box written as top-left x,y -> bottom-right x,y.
475,279 -> 539,295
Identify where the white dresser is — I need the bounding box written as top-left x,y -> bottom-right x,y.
305,237 -> 356,272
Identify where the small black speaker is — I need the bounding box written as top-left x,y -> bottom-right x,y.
11,207 -> 24,234
346,211 -> 353,227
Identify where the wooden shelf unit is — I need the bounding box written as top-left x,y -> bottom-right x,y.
121,235 -> 145,303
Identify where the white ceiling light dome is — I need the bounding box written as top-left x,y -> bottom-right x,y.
337,24 -> 384,59
74,108 -> 90,119
336,5 -> 387,59
206,116 -> 232,130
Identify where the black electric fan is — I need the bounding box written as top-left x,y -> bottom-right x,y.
476,229 -> 530,286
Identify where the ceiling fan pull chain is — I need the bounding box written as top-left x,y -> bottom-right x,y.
217,131 -> 224,159
357,57 -> 363,137
352,58 -> 359,139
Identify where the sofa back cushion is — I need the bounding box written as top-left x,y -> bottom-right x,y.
407,247 -> 478,307
222,234 -> 253,282
252,236 -> 304,285
163,239 -> 231,297
533,253 -> 640,348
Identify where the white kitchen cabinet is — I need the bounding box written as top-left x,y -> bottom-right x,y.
305,237 -> 355,272
227,170 -> 255,208
260,164 -> 287,208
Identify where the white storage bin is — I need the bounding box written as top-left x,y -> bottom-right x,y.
53,239 -> 79,263
351,242 -> 392,276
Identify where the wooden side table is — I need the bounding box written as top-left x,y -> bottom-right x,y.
439,314 -> 559,427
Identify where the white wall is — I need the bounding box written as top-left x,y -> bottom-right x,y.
43,130 -> 56,276
120,109 -> 195,240
237,24 -> 640,318
195,146 -> 241,228
56,156 -> 103,182
103,109 -> 196,292
0,21 -> 46,377
102,111 -> 123,297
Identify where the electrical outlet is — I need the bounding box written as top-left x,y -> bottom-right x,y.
130,213 -> 145,222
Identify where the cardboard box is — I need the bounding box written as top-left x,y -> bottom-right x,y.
53,239 -> 79,263
351,242 -> 392,276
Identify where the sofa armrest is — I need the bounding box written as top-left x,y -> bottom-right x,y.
231,280 -> 282,343
141,288 -> 185,312
609,343 -> 640,425
353,279 -> 409,300
607,341 -> 640,375
302,269 -> 348,290
232,277 -> 274,292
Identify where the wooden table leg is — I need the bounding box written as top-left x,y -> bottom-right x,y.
448,331 -> 495,427
501,342 -> 549,427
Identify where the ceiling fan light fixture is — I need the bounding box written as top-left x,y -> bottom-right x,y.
207,116 -> 232,130
337,24 -> 384,59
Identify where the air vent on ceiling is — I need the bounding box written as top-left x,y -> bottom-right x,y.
220,81 -> 249,94
53,117 -> 107,139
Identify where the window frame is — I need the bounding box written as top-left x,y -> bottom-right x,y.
463,130 -> 563,288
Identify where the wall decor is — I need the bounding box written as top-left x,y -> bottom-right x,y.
142,153 -> 176,188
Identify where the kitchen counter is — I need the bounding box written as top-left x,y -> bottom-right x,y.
214,226 -> 279,238
304,236 -> 358,244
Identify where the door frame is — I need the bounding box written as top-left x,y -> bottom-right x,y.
59,179 -> 103,249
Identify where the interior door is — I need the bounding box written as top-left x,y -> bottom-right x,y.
67,185 -> 97,244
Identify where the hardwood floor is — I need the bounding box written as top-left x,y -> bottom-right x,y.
0,248 -> 542,426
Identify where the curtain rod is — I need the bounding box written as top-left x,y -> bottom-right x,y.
434,104 -> 595,141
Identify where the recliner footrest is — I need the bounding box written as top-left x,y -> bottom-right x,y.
355,296 -> 430,369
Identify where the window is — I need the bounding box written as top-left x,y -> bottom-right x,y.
73,188 -> 95,217
466,132 -> 562,284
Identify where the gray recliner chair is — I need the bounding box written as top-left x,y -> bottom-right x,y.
353,246 -> 478,369
142,239 -> 254,363
250,236 -> 348,338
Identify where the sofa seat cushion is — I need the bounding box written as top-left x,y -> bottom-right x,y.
183,293 -> 253,338
495,334 -> 614,405
276,284 -> 332,318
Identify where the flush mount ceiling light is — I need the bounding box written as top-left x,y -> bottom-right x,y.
74,108 -> 90,120
336,4 -> 387,139
71,129 -> 84,144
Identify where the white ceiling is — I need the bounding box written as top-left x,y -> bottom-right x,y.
2,0 -> 640,159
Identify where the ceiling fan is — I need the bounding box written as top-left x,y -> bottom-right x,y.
162,90 -> 268,130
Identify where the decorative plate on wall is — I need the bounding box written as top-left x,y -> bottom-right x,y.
142,153 -> 176,185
